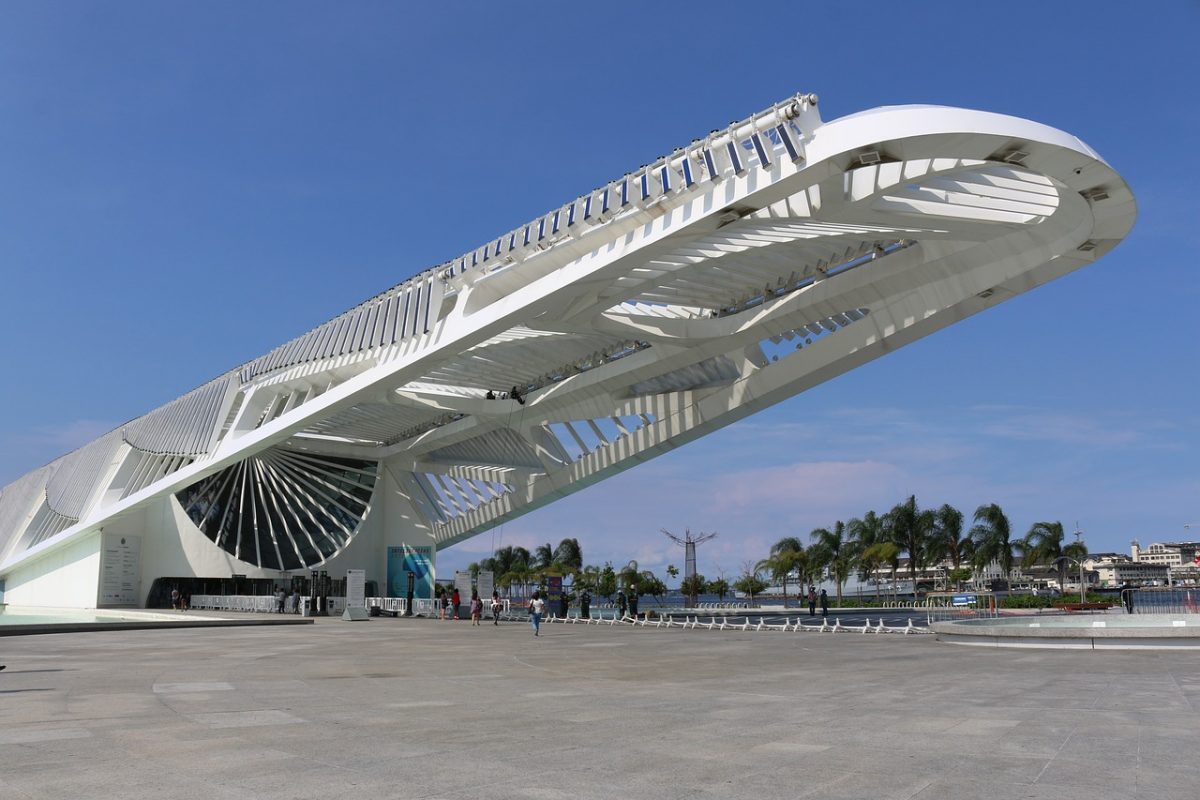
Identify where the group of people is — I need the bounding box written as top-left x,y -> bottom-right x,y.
804,585 -> 829,616
441,587 -> 505,626
169,587 -> 189,611
274,586 -> 302,614
483,386 -> 525,405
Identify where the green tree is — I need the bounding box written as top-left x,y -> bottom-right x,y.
639,571 -> 668,605
733,567 -> 770,605
885,495 -> 936,599
971,503 -> 1017,588
596,563 -> 617,601
666,564 -> 679,585
707,577 -> 730,603
679,573 -> 707,606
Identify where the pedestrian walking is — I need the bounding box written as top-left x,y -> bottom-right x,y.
470,591 -> 482,626
451,588 -> 461,620
580,590 -> 591,620
807,585 -> 817,617
529,591 -> 546,636
819,588 -> 829,617
492,590 -> 502,625
628,591 -> 639,621
440,593 -> 449,620
616,590 -> 627,620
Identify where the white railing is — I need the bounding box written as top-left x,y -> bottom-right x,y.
535,613 -> 930,635
189,594 -> 350,614
365,597 -> 408,615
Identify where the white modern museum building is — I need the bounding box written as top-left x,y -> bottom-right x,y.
0,93 -> 1135,610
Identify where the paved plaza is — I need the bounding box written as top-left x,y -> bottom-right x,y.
1,616 -> 1196,799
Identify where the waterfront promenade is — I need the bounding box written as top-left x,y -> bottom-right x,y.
1,616 -> 1195,799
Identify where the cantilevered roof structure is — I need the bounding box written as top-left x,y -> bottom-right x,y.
0,93 -> 1135,608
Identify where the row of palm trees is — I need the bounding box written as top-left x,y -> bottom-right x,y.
754,495 -> 1088,604
460,498 -> 1085,603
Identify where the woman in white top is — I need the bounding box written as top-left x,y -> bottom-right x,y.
528,591 -> 546,636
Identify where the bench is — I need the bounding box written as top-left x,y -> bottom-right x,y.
1054,602 -> 1112,612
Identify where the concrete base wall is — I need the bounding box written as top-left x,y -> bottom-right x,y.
2,532 -> 102,608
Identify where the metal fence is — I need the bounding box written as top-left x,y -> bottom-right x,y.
1125,588 -> 1200,614
925,599 -> 999,625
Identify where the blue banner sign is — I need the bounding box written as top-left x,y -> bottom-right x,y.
952,594 -> 976,606
387,545 -> 432,599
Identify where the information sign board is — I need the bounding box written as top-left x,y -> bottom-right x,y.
952,594 -> 976,607
476,570 -> 494,602
99,533 -> 141,606
345,569 -> 366,609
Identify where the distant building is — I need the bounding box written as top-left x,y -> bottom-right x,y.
1090,559 -> 1169,587
1129,539 -> 1200,586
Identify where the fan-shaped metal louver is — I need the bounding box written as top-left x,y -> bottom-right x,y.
175,448 -> 378,571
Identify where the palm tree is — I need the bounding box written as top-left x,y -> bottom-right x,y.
971,503 -> 1016,589
848,510 -> 885,599
502,562 -> 533,599
487,545 -> 530,581
759,537 -> 806,604
810,521 -> 853,607
572,564 -> 596,593
708,577 -> 730,603
1023,520 -> 1067,591
860,542 -> 900,602
931,504 -> 971,570
553,538 -> 583,570
756,550 -> 805,606
885,495 -> 935,599
534,542 -> 555,570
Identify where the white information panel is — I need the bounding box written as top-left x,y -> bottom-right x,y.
476,570 -> 494,602
342,569 -> 369,621
99,532 -> 141,606
345,569 -> 366,608
454,570 -> 474,611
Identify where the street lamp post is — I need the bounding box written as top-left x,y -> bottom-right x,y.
1056,556 -> 1086,603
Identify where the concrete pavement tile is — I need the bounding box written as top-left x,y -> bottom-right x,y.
188,709 -> 304,728
0,725 -> 91,744
153,681 -> 234,693
1036,757 -> 1138,792
914,779 -> 1095,800
946,717 -> 1023,735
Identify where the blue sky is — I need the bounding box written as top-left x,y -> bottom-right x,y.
1,2 -> 1196,579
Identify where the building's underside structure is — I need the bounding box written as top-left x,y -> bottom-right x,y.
0,94 -> 1134,608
